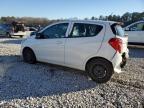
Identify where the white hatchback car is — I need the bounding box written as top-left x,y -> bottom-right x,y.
125,21 -> 144,44
21,20 -> 129,83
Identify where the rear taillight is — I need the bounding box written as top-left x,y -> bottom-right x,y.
108,38 -> 122,53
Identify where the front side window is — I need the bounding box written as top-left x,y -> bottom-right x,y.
42,23 -> 68,39
129,22 -> 144,31
70,23 -> 103,38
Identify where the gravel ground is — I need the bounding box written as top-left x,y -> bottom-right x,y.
0,38 -> 144,108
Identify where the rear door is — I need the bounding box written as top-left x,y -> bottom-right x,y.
65,22 -> 105,69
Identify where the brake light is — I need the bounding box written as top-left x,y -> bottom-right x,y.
108,38 -> 122,53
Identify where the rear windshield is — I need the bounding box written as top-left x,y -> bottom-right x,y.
111,24 -> 125,37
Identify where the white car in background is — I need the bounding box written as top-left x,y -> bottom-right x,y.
125,21 -> 144,44
13,31 -> 27,38
13,27 -> 37,38
21,20 -> 129,83
25,27 -> 38,36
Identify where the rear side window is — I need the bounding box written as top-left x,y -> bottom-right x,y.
87,24 -> 103,36
70,23 -> 103,38
111,24 -> 125,37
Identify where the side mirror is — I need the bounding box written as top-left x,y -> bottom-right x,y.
35,32 -> 43,39
30,32 -> 36,36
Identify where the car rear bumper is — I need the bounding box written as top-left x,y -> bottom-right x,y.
112,51 -> 129,73
120,53 -> 127,68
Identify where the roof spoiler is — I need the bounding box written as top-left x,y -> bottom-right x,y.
117,22 -> 124,26
111,22 -> 124,26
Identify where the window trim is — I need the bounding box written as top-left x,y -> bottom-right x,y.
67,22 -> 104,38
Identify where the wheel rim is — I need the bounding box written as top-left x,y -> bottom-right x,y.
92,64 -> 107,79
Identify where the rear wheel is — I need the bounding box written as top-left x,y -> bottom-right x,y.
20,35 -> 23,38
86,58 -> 114,83
23,48 -> 36,64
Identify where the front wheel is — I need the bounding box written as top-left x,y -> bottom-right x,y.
6,32 -> 11,38
86,58 -> 114,83
23,48 -> 36,64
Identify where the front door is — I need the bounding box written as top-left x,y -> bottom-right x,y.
32,23 -> 69,65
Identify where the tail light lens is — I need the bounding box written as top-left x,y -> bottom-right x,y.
108,38 -> 122,53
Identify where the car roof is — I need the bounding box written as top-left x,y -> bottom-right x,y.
125,20 -> 144,28
57,20 -> 117,25
134,20 -> 144,23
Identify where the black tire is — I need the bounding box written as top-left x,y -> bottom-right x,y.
86,58 -> 114,83
20,35 -> 23,38
23,48 -> 36,64
6,32 -> 11,38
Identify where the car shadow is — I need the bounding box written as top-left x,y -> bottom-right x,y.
0,38 -> 23,44
129,48 -> 144,58
0,55 -> 97,101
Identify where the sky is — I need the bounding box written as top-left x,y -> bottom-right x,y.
0,0 -> 143,19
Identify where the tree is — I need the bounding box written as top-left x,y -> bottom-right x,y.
99,15 -> 106,20
0,11 -> 144,27
91,16 -> 95,20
